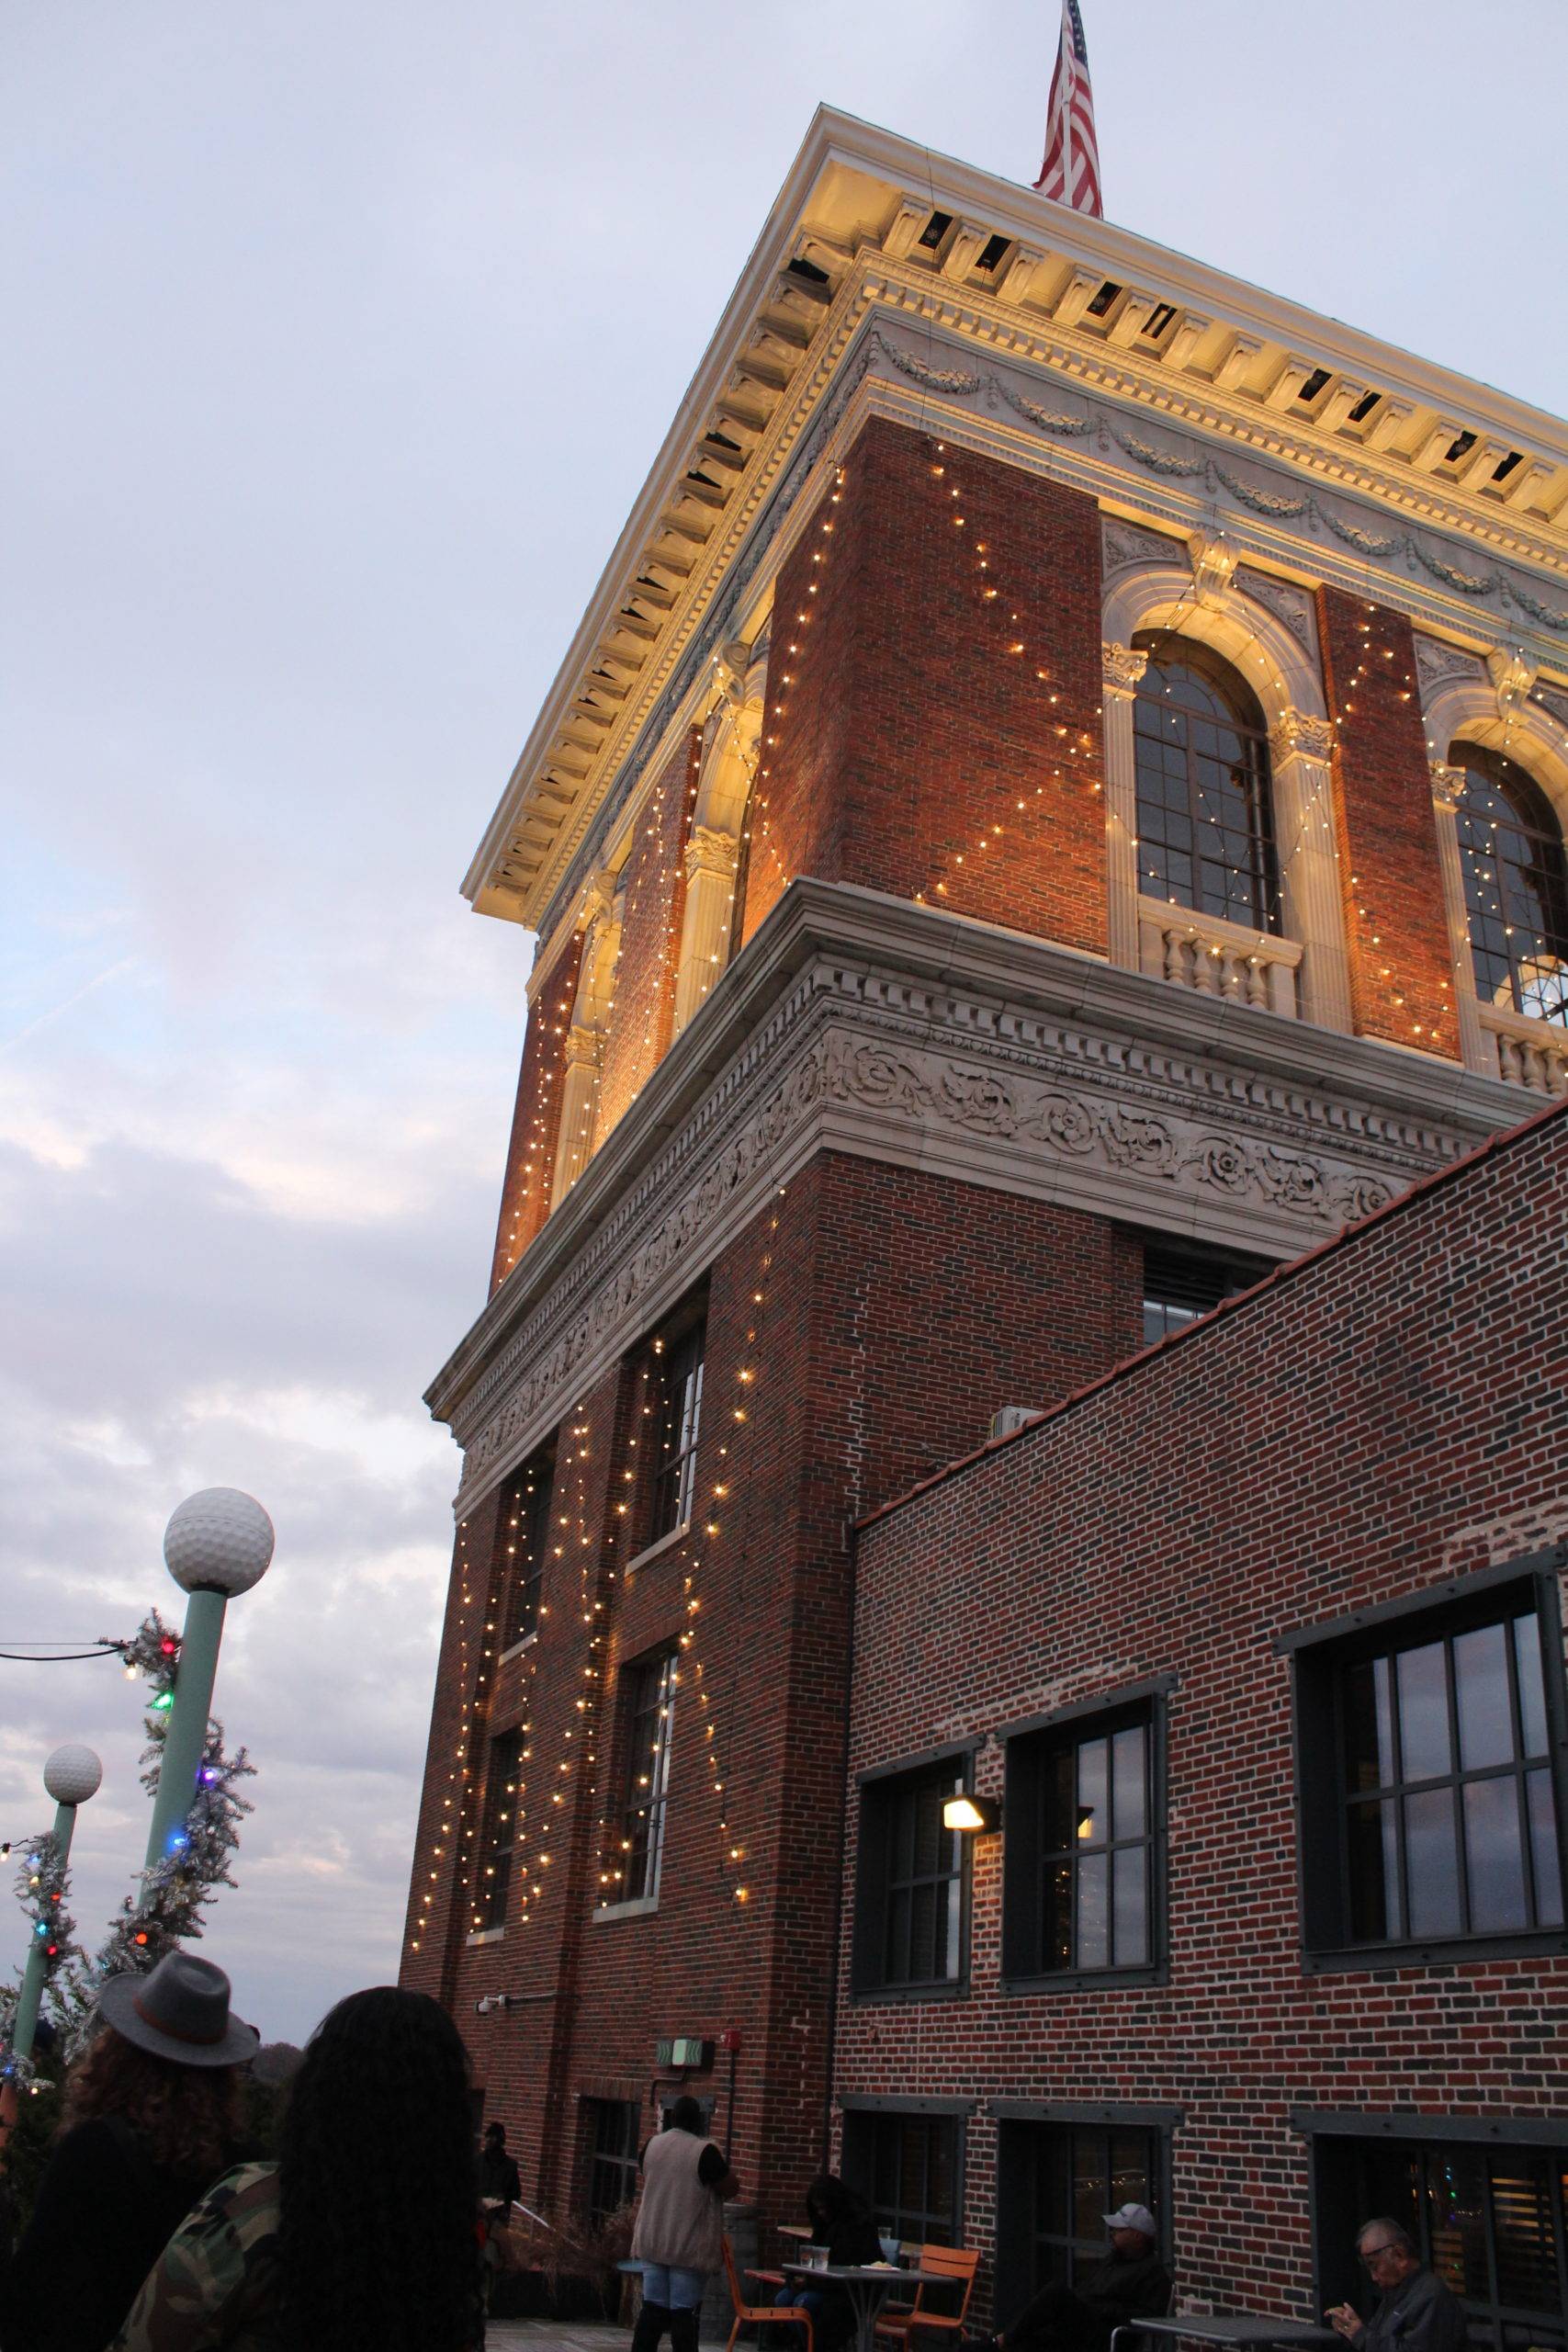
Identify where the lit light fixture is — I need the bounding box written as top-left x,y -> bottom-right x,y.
942,1793 -> 1001,1835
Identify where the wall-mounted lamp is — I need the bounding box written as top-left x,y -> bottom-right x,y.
475,1993 -> 521,2018
942,1793 -> 1001,1835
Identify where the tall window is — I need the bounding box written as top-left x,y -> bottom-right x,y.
612,1651 -> 677,1904
853,1760 -> 968,1993
473,1729 -> 522,1933
585,2098 -> 642,2222
842,2111 -> 961,2245
1004,1702 -> 1162,1982
1294,1579 -> 1565,1961
500,1444 -> 556,1646
998,2123 -> 1162,2298
647,1316 -> 705,1546
1453,748 -> 1568,1027
1133,642 -> 1281,933
1140,1237 -> 1274,1348
1314,2135 -> 1568,2352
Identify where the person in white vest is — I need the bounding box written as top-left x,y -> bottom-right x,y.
630,2095 -> 740,2352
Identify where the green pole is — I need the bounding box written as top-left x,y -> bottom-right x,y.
142,1588 -> 228,1872
12,1802 -> 80,2065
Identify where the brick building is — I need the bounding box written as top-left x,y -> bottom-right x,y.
400,107 -> 1568,2301
843,1092 -> 1568,2346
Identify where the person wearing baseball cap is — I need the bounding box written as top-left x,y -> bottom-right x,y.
965,2202 -> 1169,2352
0,1951 -> 257,2352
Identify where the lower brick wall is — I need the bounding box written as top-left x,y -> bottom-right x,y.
403,1151 -> 1142,2227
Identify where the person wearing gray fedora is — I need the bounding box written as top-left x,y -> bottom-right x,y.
0,1951 -> 257,2352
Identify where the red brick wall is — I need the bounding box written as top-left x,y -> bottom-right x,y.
490,929 -> 585,1293
843,1098 -> 1568,2321
1318,589 -> 1459,1056
744,417 -> 1107,953
595,729 -> 701,1143
404,1154 -> 1141,2217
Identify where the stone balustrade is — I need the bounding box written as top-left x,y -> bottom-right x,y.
1138,897 -> 1303,1017
1479,1001 -> 1568,1096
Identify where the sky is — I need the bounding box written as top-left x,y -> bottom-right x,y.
3,1 -> 1565,2045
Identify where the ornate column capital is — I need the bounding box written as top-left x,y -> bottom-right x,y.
1187,527 -> 1239,606
1102,641 -> 1150,701
577,865 -> 617,932
561,1023 -> 604,1072
1429,761 -> 1468,813
1271,707 -> 1336,763
684,824 -> 740,885
1487,645 -> 1538,717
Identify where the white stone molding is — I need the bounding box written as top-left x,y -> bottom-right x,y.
1415,650 -> 1568,1090
438,880 -> 1521,1512
1101,556 -> 1352,1033
671,638 -> 769,1037
551,896 -> 624,1204
1101,641 -> 1150,972
1187,528 -> 1240,605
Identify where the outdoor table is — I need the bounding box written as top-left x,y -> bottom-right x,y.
1110,2314 -> 1340,2352
782,2259 -> 949,2352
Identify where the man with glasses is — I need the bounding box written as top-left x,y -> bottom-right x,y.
1326,2219 -> 1464,2352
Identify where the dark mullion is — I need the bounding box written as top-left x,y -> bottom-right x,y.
1391,1657 -> 1416,1946
1506,1616 -> 1544,1929
1442,1633 -> 1475,1932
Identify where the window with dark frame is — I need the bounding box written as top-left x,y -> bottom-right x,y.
500,1444 -> 556,1647
1140,1237 -> 1274,1349
1313,2133 -> 1568,2352
1133,641 -> 1282,934
841,2110 -> 960,2245
853,1761 -> 968,1993
1294,1578 -> 1565,1962
998,2121 -> 1162,2299
585,2098 -> 642,2223
1004,1702 -> 1162,1981
473,1729 -> 522,1934
610,1651 -> 678,1905
647,1318 -> 705,1547
1453,747 -> 1568,1030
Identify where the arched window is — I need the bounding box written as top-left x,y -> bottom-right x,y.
1133,639 -> 1281,933
1452,746 -> 1568,1028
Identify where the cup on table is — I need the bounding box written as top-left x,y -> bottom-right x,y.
879,2237 -> 902,2267
807,2245 -> 829,2271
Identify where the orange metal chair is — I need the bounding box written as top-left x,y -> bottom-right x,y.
873,2245 -> 979,2351
723,2234 -> 816,2352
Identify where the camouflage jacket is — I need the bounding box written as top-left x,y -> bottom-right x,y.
111,2161 -> 281,2352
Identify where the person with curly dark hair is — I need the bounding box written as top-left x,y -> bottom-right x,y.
108,1984 -> 483,2352
0,1951 -> 257,2352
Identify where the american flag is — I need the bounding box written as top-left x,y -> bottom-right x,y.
1033,0 -> 1102,216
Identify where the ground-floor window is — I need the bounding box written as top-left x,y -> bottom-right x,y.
841,2109 -> 961,2245
995,2120 -> 1164,2314
1314,2133 -> 1568,2352
585,2098 -> 641,2224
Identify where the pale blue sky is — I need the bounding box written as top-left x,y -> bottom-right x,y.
3,1 -> 1564,2041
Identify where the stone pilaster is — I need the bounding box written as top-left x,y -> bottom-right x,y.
1428,761 -> 1488,1074
1270,707 -> 1353,1034
1101,642 -> 1149,972
671,825 -> 741,1035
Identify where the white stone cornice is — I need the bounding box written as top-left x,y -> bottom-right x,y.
463,107 -> 1568,935
430,878 -> 1526,1509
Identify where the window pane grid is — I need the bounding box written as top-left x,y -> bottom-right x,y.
1342,2139 -> 1568,2352
1036,1720 -> 1153,1973
501,1448 -> 555,1646
1455,750 -> 1568,1028
1337,1610 -> 1561,1945
649,1330 -> 705,1544
586,2098 -> 641,2223
1133,651 -> 1281,935
882,1771 -> 964,1986
474,1730 -> 522,1932
848,2113 -> 958,2245
615,1652 -> 677,1903
1029,2125 -> 1157,2290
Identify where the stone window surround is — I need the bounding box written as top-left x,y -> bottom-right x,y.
1417,648 -> 1568,1097
1102,529 -> 1352,1035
